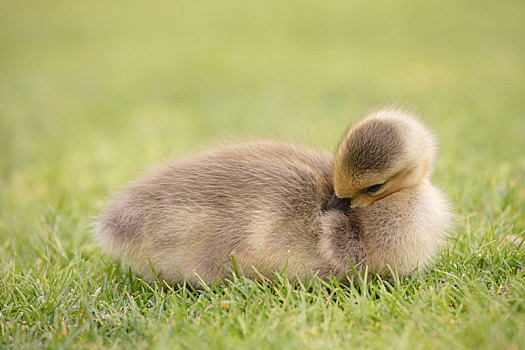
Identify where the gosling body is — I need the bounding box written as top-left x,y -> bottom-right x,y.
96,109 -> 450,285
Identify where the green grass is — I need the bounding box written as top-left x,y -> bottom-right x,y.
1,0 -> 524,348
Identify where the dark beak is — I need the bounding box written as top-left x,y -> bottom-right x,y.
322,192 -> 352,212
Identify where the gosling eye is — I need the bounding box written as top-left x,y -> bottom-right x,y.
364,183 -> 383,194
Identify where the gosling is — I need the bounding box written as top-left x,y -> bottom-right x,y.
95,108 -> 451,285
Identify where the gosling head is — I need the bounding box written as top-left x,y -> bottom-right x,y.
328,108 -> 437,209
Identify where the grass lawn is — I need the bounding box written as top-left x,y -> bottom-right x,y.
1,0 -> 524,348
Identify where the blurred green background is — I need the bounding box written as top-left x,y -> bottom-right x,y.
1,0 -> 524,264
